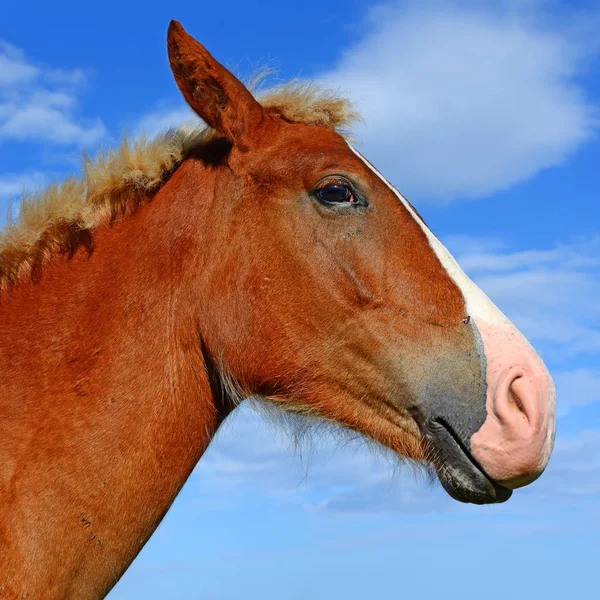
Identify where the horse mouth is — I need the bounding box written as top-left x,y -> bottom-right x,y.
427,417 -> 512,505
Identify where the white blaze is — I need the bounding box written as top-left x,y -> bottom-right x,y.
347,143 -> 510,327
348,143 -> 555,473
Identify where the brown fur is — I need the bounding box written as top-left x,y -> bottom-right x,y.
0,21 -> 487,598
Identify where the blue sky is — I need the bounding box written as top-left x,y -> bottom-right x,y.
2,0 -> 599,597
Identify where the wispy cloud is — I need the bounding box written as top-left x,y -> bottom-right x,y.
0,42 -> 39,86
0,40 -> 106,147
0,171 -> 48,201
194,405 -> 443,515
521,429 -> 600,499
446,236 -> 600,360
134,104 -> 197,138
192,401 -> 600,515
555,369 -> 600,416
322,0 -> 598,202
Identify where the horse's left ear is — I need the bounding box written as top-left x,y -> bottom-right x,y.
167,20 -> 264,146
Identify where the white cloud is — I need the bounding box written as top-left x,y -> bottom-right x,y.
446,236 -> 600,358
521,429 -> 600,499
0,171 -> 47,200
194,404 -> 446,515
0,40 -> 106,147
131,2 -> 598,204
1,104 -> 105,146
192,401 -> 600,515
322,1 -> 598,202
135,104 -> 197,138
555,368 -> 600,416
0,42 -> 38,86
456,237 -> 600,273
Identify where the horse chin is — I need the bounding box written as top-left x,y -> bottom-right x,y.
427,418 -> 513,505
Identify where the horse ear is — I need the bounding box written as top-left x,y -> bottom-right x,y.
167,21 -> 264,146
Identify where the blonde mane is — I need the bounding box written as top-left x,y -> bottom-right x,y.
0,83 -> 358,292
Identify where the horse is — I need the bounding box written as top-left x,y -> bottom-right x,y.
0,21 -> 555,598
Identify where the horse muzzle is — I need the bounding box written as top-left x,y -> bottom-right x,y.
423,320 -> 556,505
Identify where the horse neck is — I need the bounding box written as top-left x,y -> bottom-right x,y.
0,157 -> 230,597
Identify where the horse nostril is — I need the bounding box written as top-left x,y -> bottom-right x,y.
509,378 -> 526,415
507,374 -> 537,428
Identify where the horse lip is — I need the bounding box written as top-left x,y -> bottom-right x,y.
426,417 -> 513,505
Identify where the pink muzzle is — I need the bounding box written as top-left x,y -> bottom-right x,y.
471,321 -> 556,488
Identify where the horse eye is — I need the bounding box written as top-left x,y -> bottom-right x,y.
315,183 -> 356,205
